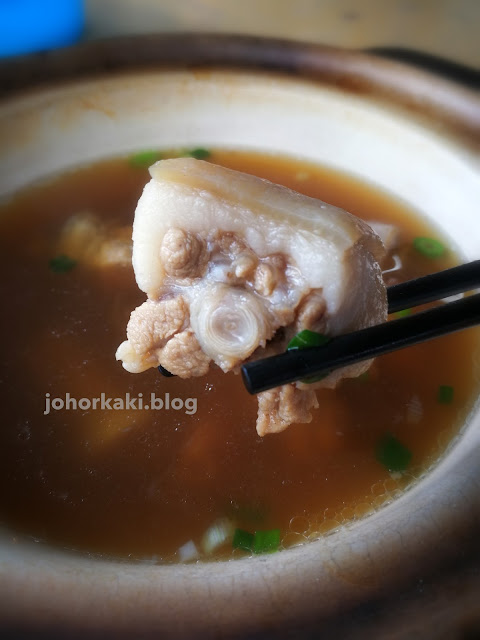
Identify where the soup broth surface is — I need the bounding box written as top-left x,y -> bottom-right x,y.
0,150 -> 478,562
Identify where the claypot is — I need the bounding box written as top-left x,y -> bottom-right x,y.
0,35 -> 479,639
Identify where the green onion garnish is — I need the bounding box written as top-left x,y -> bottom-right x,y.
232,528 -> 254,552
376,433 -> 412,472
413,237 -> 446,259
438,385 -> 454,404
253,529 -> 281,554
394,308 -> 412,319
287,329 -> 329,350
232,528 -> 281,554
129,150 -> 162,168
49,254 -> 77,273
186,147 -> 211,160
286,330 -> 330,383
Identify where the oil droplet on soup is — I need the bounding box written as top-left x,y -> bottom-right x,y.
0,150 -> 478,563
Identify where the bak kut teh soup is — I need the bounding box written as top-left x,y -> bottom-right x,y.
0,149 -> 478,563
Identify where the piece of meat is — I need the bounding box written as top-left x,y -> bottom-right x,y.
256,384 -> 319,436
116,158 -> 388,435
58,212 -> 132,267
254,262 -> 278,297
159,329 -> 211,378
127,296 -> 188,356
160,228 -> 208,278
294,290 -> 327,333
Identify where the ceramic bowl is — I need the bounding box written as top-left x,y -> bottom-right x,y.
0,34 -> 479,639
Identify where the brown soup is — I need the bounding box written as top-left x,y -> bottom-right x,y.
0,149 -> 478,562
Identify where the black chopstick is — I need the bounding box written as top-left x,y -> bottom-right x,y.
387,260 -> 480,313
241,292 -> 480,395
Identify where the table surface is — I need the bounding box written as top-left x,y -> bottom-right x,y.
84,0 -> 480,68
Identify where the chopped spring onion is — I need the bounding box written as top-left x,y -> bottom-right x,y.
286,330 -> 330,383
49,254 -> 77,273
376,433 -> 412,473
413,237 -> 446,259
393,308 -> 412,319
232,528 -> 281,554
287,329 -> 329,350
129,150 -> 162,168
201,518 -> 235,555
438,384 -> 454,404
253,529 -> 281,554
186,147 -> 211,160
232,528 -> 254,552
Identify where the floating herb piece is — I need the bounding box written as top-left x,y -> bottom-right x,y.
393,308 -> 412,319
413,237 -> 445,259
232,528 -> 254,552
287,329 -> 329,350
253,529 -> 281,554
376,433 -> 412,472
49,254 -> 77,273
438,384 -> 454,404
286,330 -> 330,383
129,150 -> 161,168
232,528 -> 281,554
186,147 -> 211,160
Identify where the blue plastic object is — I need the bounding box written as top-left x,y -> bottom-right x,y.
0,0 -> 84,58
